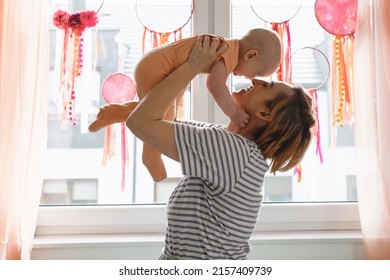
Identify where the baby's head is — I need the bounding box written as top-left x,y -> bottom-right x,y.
234,28 -> 282,79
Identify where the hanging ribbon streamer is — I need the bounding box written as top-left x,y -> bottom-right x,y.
250,0 -> 302,83
332,34 -> 355,128
141,28 -> 183,55
315,0 -> 357,133
52,1 -> 104,130
290,46 -> 330,182
271,22 -> 292,83
309,88 -> 323,164
294,88 -> 323,182
101,73 -> 137,191
135,0 -> 194,55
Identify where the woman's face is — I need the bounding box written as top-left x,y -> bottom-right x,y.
232,79 -> 293,116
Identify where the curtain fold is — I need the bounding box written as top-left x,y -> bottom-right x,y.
354,0 -> 390,259
0,0 -> 49,259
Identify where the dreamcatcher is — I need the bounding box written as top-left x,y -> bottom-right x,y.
290,47 -> 330,181
51,0 -> 103,131
250,0 -> 303,82
101,73 -> 137,191
135,0 -> 194,55
315,0 -> 357,130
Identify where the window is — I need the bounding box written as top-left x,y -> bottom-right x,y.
37,0 -> 360,238
42,0 -> 357,205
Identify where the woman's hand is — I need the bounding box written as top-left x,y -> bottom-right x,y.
187,36 -> 229,74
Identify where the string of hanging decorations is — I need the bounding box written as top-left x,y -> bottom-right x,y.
290,46 -> 330,181
315,0 -> 357,133
100,73 -> 137,192
51,0 -> 104,131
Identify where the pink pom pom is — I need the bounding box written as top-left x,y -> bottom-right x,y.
53,10 -> 70,29
80,10 -> 99,28
68,13 -> 82,30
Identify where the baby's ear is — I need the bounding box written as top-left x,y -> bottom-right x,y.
245,50 -> 259,61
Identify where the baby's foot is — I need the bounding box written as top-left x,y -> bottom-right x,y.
89,102 -> 139,132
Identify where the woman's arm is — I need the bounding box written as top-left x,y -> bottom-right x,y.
126,36 -> 227,162
206,60 -> 249,132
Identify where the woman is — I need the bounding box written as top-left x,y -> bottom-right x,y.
126,36 -> 315,259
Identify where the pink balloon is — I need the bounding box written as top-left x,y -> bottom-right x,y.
102,72 -> 136,104
315,0 -> 358,36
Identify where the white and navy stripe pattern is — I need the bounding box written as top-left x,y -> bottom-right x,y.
164,120 -> 268,260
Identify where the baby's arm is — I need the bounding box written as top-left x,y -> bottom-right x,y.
206,60 -> 249,131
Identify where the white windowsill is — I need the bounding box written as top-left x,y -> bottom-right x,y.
33,230 -> 363,249
35,202 -> 361,236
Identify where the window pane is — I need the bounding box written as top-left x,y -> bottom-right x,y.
43,0 -> 192,205
231,0 -> 356,202
43,0 -> 357,206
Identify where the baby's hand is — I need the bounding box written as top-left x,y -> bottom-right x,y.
230,106 -> 249,132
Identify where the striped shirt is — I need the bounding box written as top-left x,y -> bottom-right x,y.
163,120 -> 268,260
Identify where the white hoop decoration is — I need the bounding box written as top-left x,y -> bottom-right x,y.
135,0 -> 194,54
290,46 -> 330,90
249,0 -> 302,24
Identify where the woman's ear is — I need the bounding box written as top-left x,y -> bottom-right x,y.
244,50 -> 259,61
254,111 -> 271,122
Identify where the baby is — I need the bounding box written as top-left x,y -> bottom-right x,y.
89,28 -> 282,182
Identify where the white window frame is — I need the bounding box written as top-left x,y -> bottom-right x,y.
35,0 -> 361,238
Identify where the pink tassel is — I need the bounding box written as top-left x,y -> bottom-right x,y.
120,123 -> 129,192
271,22 -> 292,83
152,31 -> 158,48
141,27 -> 147,54
102,125 -> 115,166
308,88 -> 323,163
294,165 -> 302,182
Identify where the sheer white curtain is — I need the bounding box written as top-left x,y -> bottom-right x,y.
354,0 -> 390,259
0,0 -> 49,259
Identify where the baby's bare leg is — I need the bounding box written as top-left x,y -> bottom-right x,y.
88,102 -> 138,132
141,94 -> 184,182
141,104 -> 174,182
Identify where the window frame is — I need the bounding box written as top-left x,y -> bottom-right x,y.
36,0 -> 361,238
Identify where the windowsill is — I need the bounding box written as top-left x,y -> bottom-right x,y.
33,230 -> 363,249
35,203 -> 361,236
